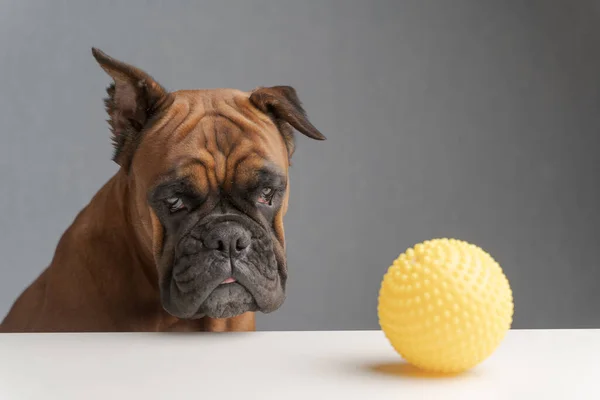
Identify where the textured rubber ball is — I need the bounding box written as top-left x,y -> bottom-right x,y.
378,238 -> 514,373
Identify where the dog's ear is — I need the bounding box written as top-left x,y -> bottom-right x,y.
92,47 -> 170,168
249,86 -> 325,160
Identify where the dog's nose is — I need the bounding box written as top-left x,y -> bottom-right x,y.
202,222 -> 251,257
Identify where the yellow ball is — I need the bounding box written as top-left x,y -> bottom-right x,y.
378,238 -> 514,373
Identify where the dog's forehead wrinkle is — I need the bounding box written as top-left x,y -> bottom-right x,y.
179,89 -> 280,142
142,88 -> 289,207
144,112 -> 286,200
155,89 -> 284,154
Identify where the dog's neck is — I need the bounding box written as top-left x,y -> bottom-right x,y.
43,170 -> 169,330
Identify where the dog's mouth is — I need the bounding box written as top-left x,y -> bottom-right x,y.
161,249 -> 283,320
158,213 -> 287,320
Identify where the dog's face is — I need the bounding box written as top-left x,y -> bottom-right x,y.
92,48 -> 325,320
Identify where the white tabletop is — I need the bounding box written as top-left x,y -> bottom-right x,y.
0,329 -> 598,399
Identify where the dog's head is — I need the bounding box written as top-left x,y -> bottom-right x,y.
92,48 -> 325,319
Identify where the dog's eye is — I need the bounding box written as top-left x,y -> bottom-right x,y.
258,187 -> 275,205
166,197 -> 185,213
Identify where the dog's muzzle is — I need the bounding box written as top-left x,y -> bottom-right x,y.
161,214 -> 284,319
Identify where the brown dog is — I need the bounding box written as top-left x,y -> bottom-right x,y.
0,48 -> 325,332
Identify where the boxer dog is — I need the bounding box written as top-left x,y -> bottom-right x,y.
0,48 -> 325,332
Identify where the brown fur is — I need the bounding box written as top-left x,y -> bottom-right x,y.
0,48 -> 324,333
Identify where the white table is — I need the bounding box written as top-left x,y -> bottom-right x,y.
0,329 -> 598,399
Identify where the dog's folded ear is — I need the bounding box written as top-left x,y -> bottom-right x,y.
92,47 -> 171,168
249,86 -> 325,160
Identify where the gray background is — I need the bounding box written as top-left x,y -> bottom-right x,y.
1,0 -> 599,331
